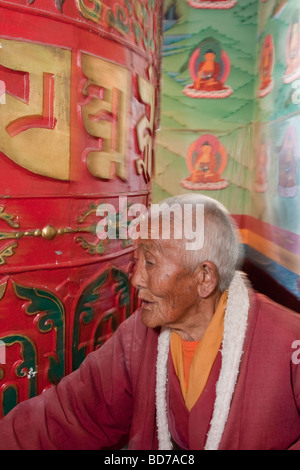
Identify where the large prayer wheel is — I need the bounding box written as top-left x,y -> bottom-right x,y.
0,0 -> 162,417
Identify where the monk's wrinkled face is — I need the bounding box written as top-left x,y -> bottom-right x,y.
132,238 -> 200,330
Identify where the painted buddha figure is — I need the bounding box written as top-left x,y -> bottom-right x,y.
187,141 -> 225,183
194,50 -> 226,92
254,138 -> 269,192
278,133 -> 298,197
184,37 -> 233,99
284,16 -> 300,81
259,37 -> 273,93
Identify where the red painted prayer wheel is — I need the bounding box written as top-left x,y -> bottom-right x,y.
0,0 -> 162,417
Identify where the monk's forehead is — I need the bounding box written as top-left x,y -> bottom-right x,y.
135,237 -> 181,256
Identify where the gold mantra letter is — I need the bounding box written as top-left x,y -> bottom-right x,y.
136,73 -> 155,182
0,39 -> 71,180
81,53 -> 129,180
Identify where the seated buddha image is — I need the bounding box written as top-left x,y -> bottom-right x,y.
254,136 -> 270,193
183,38 -> 233,99
258,35 -> 274,98
181,135 -> 229,190
194,50 -> 226,92
186,0 -> 237,10
277,126 -> 299,198
283,13 -> 300,84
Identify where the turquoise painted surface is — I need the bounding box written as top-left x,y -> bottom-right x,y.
153,0 -> 258,216
154,0 -> 300,299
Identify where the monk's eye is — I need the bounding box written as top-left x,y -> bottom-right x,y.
145,259 -> 155,267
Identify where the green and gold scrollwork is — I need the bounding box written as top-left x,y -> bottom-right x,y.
0,223 -> 93,243
106,4 -> 130,36
13,283 -> 65,385
0,220 -> 96,265
72,266 -> 133,370
72,269 -> 109,371
92,267 -> 132,348
0,206 -> 98,266
0,206 -> 20,228
111,266 -> 131,319
0,335 -> 37,416
1,385 -> 18,417
0,201 -> 132,266
76,0 -> 103,23
0,242 -> 18,266
105,0 -> 155,52
76,201 -> 132,255
0,207 -> 19,265
93,312 -> 118,350
0,281 -> 7,300
76,202 -> 103,255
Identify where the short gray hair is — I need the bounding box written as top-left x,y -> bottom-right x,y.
155,194 -> 241,292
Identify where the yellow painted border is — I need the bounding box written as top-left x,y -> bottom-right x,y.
239,229 -> 300,276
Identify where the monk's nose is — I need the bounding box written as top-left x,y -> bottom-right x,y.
132,259 -> 147,289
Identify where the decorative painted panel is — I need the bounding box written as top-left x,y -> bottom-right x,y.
154,0 -> 300,302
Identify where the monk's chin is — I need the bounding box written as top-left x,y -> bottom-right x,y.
140,306 -> 162,329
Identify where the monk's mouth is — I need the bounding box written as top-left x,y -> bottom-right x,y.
140,299 -> 154,308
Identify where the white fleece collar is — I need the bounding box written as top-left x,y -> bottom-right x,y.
155,271 -> 250,450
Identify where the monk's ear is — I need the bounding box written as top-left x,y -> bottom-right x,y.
195,261 -> 219,298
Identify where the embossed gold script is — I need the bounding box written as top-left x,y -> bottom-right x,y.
81,53 -> 129,180
0,38 -> 71,180
136,73 -> 155,182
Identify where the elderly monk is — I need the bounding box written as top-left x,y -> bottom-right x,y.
0,194 -> 300,450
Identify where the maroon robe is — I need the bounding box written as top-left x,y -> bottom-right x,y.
168,351 -> 222,449
0,290 -> 300,450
